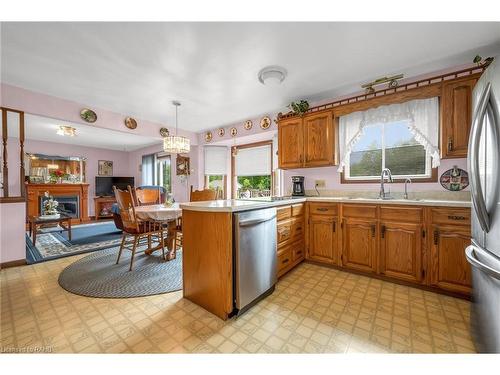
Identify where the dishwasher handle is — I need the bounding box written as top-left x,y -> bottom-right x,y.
239,215 -> 277,227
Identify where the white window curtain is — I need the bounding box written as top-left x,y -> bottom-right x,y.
204,146 -> 228,175
337,97 -> 440,172
235,144 -> 272,176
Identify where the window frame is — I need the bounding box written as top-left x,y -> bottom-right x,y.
342,121 -> 436,183
204,174 -> 227,199
154,154 -> 172,193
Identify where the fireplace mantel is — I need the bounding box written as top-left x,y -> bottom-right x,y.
25,183 -> 90,224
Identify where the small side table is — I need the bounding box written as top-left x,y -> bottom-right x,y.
28,213 -> 72,246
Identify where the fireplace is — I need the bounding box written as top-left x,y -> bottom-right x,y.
40,195 -> 80,218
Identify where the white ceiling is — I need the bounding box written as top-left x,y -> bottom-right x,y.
4,113 -> 161,151
2,22 -> 500,132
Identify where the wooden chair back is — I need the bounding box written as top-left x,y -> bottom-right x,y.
190,186 -> 218,202
135,187 -> 161,206
113,185 -> 139,232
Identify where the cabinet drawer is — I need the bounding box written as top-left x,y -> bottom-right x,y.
277,205 -> 292,221
380,206 -> 423,223
291,241 -> 305,262
430,207 -> 471,226
277,247 -> 292,274
277,219 -> 292,245
292,203 -> 305,217
308,202 -> 338,216
292,217 -> 304,239
342,204 -> 377,219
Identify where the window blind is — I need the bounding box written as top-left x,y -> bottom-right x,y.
235,144 -> 272,176
204,146 -> 228,175
141,154 -> 155,185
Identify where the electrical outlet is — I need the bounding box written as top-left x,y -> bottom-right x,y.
315,179 -> 326,188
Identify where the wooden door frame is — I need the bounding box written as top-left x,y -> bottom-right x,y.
231,140 -> 273,199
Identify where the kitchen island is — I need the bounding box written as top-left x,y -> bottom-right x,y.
181,196 -> 472,320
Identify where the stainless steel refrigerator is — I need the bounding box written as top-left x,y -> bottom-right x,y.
465,57 -> 500,353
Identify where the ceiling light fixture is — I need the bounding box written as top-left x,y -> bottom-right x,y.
163,101 -> 190,154
258,65 -> 287,86
56,125 -> 77,137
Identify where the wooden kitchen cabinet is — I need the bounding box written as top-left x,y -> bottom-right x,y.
430,224 -> 472,295
278,110 -> 336,169
341,218 -> 377,273
276,203 -> 305,278
379,221 -> 423,283
278,117 -> 304,169
441,77 -> 477,158
308,214 -> 338,264
303,111 -> 335,167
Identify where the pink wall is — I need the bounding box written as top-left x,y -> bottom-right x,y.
24,139 -> 132,216
0,202 -> 26,264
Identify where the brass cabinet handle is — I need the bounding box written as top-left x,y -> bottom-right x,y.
447,137 -> 453,152
371,224 -> 376,238
333,221 -> 336,233
282,258 -> 289,264
381,225 -> 386,238
434,230 -> 439,245
448,215 -> 466,221
316,207 -> 329,212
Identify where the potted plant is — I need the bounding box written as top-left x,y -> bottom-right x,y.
287,100 -> 310,116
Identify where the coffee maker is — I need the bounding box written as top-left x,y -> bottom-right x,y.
291,176 -> 305,196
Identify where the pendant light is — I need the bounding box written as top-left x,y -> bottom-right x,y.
163,101 -> 190,154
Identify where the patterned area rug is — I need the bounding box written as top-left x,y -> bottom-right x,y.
58,247 -> 182,298
26,222 -> 122,263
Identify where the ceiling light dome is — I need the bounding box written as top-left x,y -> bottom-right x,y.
163,101 -> 191,154
258,65 -> 287,86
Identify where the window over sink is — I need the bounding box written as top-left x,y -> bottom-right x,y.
338,97 -> 440,182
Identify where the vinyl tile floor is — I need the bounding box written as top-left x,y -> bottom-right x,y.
0,255 -> 476,353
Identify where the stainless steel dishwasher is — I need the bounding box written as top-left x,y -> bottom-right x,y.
233,207 -> 277,315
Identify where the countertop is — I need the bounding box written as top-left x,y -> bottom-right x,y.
180,196 -> 471,212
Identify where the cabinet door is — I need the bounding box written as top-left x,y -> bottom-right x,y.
430,225 -> 472,294
341,218 -> 376,273
278,117 -> 304,169
303,111 -> 335,167
380,222 -> 423,283
307,214 -> 337,264
441,77 -> 477,158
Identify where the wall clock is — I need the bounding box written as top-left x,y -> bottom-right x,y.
159,127 -> 169,137
218,128 -> 225,137
244,120 -> 253,130
80,108 -> 97,123
205,131 -> 213,142
260,116 -> 271,130
124,117 -> 137,130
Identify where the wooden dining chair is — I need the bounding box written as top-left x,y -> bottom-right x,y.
173,186 -> 219,251
113,185 -> 165,271
135,187 -> 162,206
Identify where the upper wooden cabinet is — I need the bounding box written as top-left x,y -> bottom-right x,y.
278,117 -> 304,169
303,111 -> 335,167
441,77 -> 478,158
278,110 -> 335,169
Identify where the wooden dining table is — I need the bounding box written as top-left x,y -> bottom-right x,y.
134,203 -> 182,260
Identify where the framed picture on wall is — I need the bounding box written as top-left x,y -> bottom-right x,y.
98,160 -> 113,176
176,155 -> 190,176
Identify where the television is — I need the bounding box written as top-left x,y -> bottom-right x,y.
95,176 -> 135,197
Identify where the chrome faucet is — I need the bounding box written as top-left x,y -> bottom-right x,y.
379,168 -> 393,199
404,178 -> 412,200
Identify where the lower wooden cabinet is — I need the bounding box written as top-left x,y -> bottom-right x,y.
341,218 -> 377,273
430,224 -> 472,294
379,221 -> 423,283
307,214 -> 338,264
276,203 -> 305,278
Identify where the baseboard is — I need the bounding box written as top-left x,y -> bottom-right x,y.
0,259 -> 26,269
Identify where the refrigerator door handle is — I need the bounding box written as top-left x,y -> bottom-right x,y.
466,245 -> 500,281
468,82 -> 492,232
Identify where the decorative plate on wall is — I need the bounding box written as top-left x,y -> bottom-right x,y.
440,166 -> 469,191
218,128 -> 225,137
80,108 -> 97,123
124,117 -> 137,129
230,127 -> 238,137
205,131 -> 213,142
260,116 -> 271,130
159,127 -> 169,137
244,120 -> 253,130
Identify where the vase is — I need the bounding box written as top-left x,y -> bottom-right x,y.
58,177 -> 62,183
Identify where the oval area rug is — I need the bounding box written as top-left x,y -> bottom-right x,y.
58,247 -> 182,298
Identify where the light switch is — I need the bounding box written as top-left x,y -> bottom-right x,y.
315,179 -> 326,188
